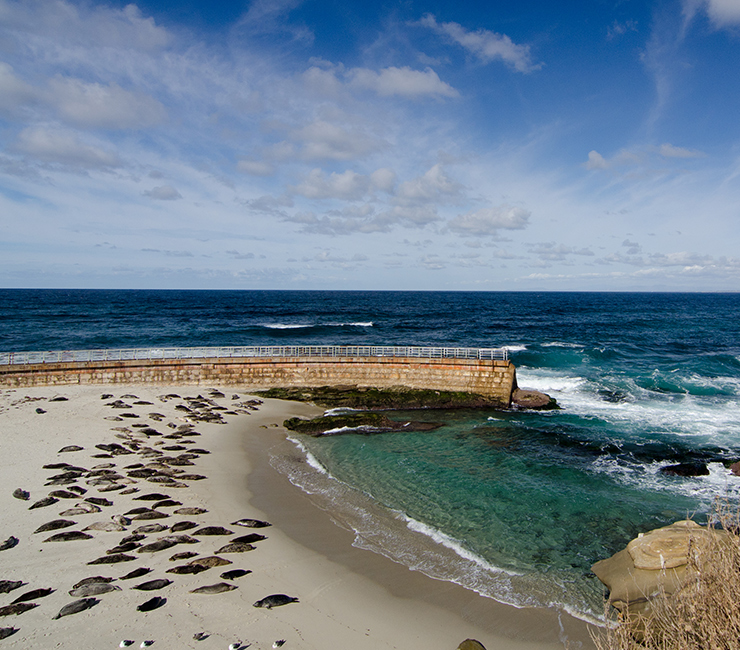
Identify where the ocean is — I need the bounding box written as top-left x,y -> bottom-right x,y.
2,289 -> 740,621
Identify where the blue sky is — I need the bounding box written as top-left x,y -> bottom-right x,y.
1,0 -> 739,290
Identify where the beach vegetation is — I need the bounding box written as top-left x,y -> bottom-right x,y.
591,499 -> 740,650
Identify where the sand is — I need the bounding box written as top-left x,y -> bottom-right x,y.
0,385 -> 596,649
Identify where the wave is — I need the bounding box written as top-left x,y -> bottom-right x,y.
272,436 -> 605,624
503,344 -> 527,353
542,342 -> 584,349
261,322 -> 373,330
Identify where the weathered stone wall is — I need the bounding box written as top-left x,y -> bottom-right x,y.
0,356 -> 516,406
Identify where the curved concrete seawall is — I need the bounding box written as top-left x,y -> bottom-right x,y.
0,354 -> 517,408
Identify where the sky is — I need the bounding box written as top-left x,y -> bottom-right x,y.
1,0 -> 740,291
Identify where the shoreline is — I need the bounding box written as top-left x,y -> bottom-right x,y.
0,385 -> 595,649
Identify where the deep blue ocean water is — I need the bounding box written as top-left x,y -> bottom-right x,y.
2,289 -> 740,620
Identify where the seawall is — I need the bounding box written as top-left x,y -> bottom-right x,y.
0,355 -> 517,407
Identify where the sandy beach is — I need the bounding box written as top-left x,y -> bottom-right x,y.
0,384 -> 595,649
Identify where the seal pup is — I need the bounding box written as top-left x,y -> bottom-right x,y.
253,594 -> 299,609
0,536 -> 20,551
12,488 -> 29,500
119,641 -> 135,647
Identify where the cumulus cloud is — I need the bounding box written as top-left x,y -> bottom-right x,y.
395,164 -> 461,205
449,205 -> 530,236
289,120 -> 384,161
585,150 -> 609,170
528,242 -> 595,262
14,126 -> 121,168
142,185 -> 182,200
0,0 -> 170,50
237,160 -> 275,176
419,14 -> 541,73
0,62 -> 38,117
47,78 -> 166,129
291,167 -> 396,200
349,66 -> 458,98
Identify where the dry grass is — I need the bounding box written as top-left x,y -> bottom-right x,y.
592,500 -> 740,650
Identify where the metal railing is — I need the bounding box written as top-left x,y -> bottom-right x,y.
0,345 -> 508,366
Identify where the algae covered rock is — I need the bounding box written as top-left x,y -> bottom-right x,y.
283,412 -> 442,437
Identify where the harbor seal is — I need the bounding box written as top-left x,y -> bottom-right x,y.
190,582 -> 237,594
53,598 -> 99,619
133,579 -> 172,591
136,596 -> 166,612
252,594 -> 298,609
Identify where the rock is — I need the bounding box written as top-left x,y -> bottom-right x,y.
511,388 -> 558,410
592,520 -> 730,618
457,641 -> 487,650
660,463 -> 710,477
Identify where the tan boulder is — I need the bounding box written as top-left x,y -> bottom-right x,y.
591,519 -> 729,617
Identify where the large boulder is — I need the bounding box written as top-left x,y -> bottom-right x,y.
591,520 -> 729,618
510,388 -> 558,410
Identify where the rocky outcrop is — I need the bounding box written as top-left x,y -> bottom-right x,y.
660,462 -> 709,477
283,412 -> 443,436
510,388 -> 558,410
591,520 -> 730,618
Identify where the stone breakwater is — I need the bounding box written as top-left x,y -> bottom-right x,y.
0,356 -> 518,408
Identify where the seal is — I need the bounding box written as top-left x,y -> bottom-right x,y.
189,583 -> 237,594
252,594 -> 299,609
136,596 -> 166,612
54,598 -> 99,619
220,569 -> 252,580
11,588 -> 54,604
133,579 -> 172,591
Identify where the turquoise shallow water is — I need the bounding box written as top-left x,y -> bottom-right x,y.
3,290 -> 740,619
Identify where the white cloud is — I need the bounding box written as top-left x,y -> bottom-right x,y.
14,126 -> 121,168
698,0 -> 740,26
419,14 -> 540,73
291,167 -> 397,201
47,77 -> 166,129
142,185 -> 182,200
0,0 -> 170,50
237,160 -> 275,176
290,120 -> 384,161
395,164 -> 461,204
292,168 -> 371,200
449,205 -> 530,236
585,150 -> 609,170
349,66 -> 458,98
0,62 -> 38,116
658,143 -> 704,158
